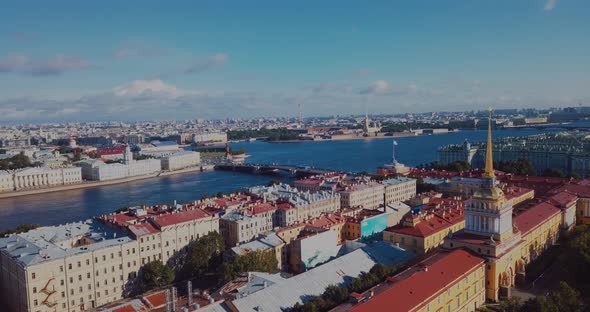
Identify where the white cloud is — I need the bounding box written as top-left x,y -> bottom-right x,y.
113,44 -> 166,60
185,53 -> 229,74
1,78 -> 588,123
0,54 -> 90,76
544,0 -> 557,11
113,79 -> 187,97
360,80 -> 391,95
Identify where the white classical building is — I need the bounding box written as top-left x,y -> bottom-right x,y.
192,131 -> 227,144
0,170 -> 14,192
160,151 -> 200,171
77,146 -> 161,181
12,167 -> 82,191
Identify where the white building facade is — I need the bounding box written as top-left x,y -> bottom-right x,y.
383,177 -> 417,205
12,167 -> 82,191
160,151 -> 200,171
339,182 -> 385,209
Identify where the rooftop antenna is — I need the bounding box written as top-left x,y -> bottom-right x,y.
187,281 -> 193,307
165,289 -> 171,312
298,103 -> 303,128
172,287 -> 178,312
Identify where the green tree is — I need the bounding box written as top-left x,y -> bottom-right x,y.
0,223 -> 40,237
184,231 -> 226,277
222,250 -> 278,281
543,168 -> 565,178
322,285 -> 349,306
494,159 -> 536,176
499,297 -> 521,312
0,152 -> 33,170
560,225 -> 590,298
520,296 -> 553,312
428,160 -> 472,172
268,179 -> 281,186
141,261 -> 174,289
549,282 -> 581,312
287,263 -> 401,311
519,282 -> 582,312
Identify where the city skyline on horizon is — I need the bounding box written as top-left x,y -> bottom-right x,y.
1,0 -> 589,123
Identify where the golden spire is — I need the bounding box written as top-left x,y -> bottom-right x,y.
484,106 -> 495,178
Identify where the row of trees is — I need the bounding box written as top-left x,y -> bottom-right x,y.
289,263 -> 401,311
380,122 -> 450,133
492,225 -> 590,311
227,128 -> 301,141
222,250 -> 278,281
426,159 -> 579,178
428,160 -> 473,172
0,223 -> 40,237
140,231 -> 279,294
490,282 -> 582,312
0,153 -> 36,170
139,232 -> 225,293
494,159 -> 537,176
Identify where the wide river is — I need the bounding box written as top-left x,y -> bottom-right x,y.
0,127 -> 563,229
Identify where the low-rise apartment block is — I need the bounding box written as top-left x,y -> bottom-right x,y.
219,203 -> 277,247
382,177 -> 416,205
339,181 -> 385,210
0,202 -> 221,312
0,220 -> 138,312
248,184 -> 341,227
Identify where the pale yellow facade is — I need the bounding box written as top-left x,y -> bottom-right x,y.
413,264 -> 486,312
383,219 -> 464,255
577,197 -> 590,224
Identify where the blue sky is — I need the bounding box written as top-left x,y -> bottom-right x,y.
0,0 -> 588,122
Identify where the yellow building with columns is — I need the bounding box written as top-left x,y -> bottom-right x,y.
443,107 -> 567,302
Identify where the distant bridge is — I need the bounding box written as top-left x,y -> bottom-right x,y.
503,123 -> 590,131
214,163 -> 339,178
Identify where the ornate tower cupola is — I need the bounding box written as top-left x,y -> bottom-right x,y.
463,107 -> 515,241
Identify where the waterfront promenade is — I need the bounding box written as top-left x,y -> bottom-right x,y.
0,165 -> 214,199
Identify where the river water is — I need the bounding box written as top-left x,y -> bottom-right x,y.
0,127 -> 562,229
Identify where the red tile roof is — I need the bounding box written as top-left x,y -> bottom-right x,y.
306,214 -> 346,229
151,208 -> 210,227
503,186 -> 534,200
142,291 -> 166,308
99,145 -> 127,155
514,202 -> 561,236
548,191 -> 578,208
128,222 -> 160,237
349,249 -> 485,312
552,183 -> 590,198
295,179 -> 323,186
276,202 -> 294,210
246,203 -> 276,215
111,305 -> 139,312
386,211 -> 464,238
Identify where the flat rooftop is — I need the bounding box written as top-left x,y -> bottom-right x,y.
0,219 -> 131,266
